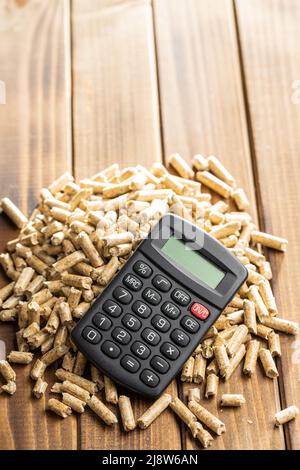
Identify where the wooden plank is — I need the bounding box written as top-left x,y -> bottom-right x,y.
153,0 -> 285,449
71,0 -> 181,449
0,0 -> 76,449
235,0 -> 300,449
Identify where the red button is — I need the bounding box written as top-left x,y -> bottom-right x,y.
190,302 -> 210,320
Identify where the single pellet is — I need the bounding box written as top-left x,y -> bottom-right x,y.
210,221 -> 241,240
207,155 -> 236,187
268,332 -> 281,357
62,392 -> 85,413
61,380 -> 90,402
168,153 -> 194,179
259,261 -> 273,280
261,316 -> 299,335
214,344 -> 230,377
224,344 -> 246,381
248,285 -> 269,321
52,250 -> 86,274
196,171 -> 232,198
1,197 -> 28,228
231,188 -> 250,210
73,351 -> 87,376
259,349 -> 279,378
251,230 -> 288,252
181,356 -> 194,382
258,280 -> 277,315
193,354 -> 206,384
2,380 -> 16,395
33,378 -> 48,399
169,396 -> 197,427
104,376 -> 118,404
137,394 -> 172,429
220,394 -> 245,407
119,396 -> 136,431
14,267 -> 35,296
0,359 -> 16,382
188,388 -> 201,403
226,324 -> 248,357
7,351 -> 33,364
275,406 -> 299,426
87,395 -> 118,425
47,398 -> 72,418
192,154 -> 209,171
188,401 -> 226,435
30,359 -> 47,380
90,365 -> 104,390
205,374 -> 219,398
77,231 -> 104,268
243,299 -> 257,334
243,340 -> 260,376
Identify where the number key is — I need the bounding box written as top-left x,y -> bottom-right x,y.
151,315 -> 171,333
102,299 -> 122,318
112,327 -> 131,345
92,313 -> 112,331
132,300 -> 151,319
123,273 -> 142,291
122,314 -> 141,332
133,260 -> 152,278
141,328 -> 160,346
131,341 -> 150,359
113,286 -> 132,304
82,326 -> 101,344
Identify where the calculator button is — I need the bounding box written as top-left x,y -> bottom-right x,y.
171,288 -> 191,306
123,273 -> 143,291
142,288 -> 161,306
150,356 -> 170,374
141,328 -> 161,346
190,302 -> 210,320
82,326 -> 101,344
113,287 -> 132,304
101,340 -> 121,358
140,369 -> 160,388
151,315 -> 171,333
160,342 -> 180,360
112,327 -> 131,345
122,314 -> 141,332
121,355 -> 140,373
180,315 -> 200,333
102,299 -> 122,317
131,341 -> 151,359
133,260 -> 152,278
92,313 -> 112,331
170,328 -> 190,347
152,275 -> 171,292
132,300 -> 152,319
161,301 -> 180,319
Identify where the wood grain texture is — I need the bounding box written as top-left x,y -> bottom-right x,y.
0,0 -> 76,449
153,0 -> 285,449
71,0 -> 181,449
236,0 -> 300,449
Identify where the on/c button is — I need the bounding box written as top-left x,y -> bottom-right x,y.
190,302 -> 210,320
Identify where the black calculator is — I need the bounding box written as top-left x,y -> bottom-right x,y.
71,214 -> 247,398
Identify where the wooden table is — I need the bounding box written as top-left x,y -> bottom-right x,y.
0,0 -> 299,450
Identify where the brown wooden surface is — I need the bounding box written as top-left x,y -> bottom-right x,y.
0,0 -> 299,450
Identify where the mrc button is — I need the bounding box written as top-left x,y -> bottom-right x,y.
190,302 -> 210,320
171,288 -> 190,306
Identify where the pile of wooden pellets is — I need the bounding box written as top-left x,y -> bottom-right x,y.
0,153 -> 299,448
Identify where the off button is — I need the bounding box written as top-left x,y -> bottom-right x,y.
171,288 -> 190,306
190,302 -> 210,320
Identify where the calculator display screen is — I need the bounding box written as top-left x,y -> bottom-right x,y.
161,236 -> 225,289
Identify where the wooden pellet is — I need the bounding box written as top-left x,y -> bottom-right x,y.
1,197 -> 28,228
169,396 -> 197,427
119,396 -> 136,431
61,273 -> 92,290
33,378 -> 48,399
224,344 -> 246,381
61,380 -> 90,403
55,368 -> 97,394
258,280 -> 277,315
14,267 -> 35,296
243,299 -> 257,334
207,155 -> 236,187
268,332 -> 281,358
259,348 -> 279,379
194,424 -> 214,448
251,230 -> 288,252
188,400 -> 226,435
90,365 -> 104,390
62,392 -> 85,413
104,376 -> 118,404
98,256 -> 120,286
87,395 -> 118,425
259,261 -> 273,280
248,285 -> 269,321
231,188 -> 250,210
25,253 -> 48,277
243,340 -> 260,376
2,381 -> 16,395
30,359 -> 47,380
188,388 -> 201,403
168,153 -> 194,179
181,356 -> 194,382
210,221 -> 241,240
137,394 -> 172,429
274,406 -> 299,426
52,250 -> 86,273
214,344 -> 230,377
77,231 -> 104,268
205,374 -> 219,398
47,398 -> 72,418
261,316 -> 299,335
196,171 -> 231,198
226,324 -> 248,357
7,351 -> 33,364
220,394 -> 245,407
48,172 -> 74,194
0,359 -> 16,382
192,154 -> 209,171
73,351 -> 87,376
193,354 -> 206,384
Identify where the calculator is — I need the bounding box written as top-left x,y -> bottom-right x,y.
71,214 -> 247,398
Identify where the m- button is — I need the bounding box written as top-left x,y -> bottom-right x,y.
171,288 -> 191,306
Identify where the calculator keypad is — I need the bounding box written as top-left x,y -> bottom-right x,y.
78,254 -> 214,397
